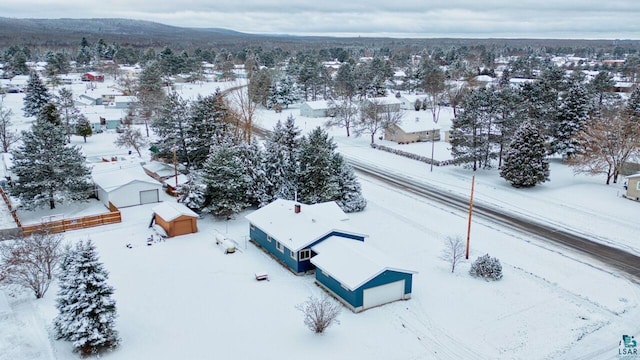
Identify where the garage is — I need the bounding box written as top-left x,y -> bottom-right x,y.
363,280 -> 406,309
152,202 -> 199,238
311,236 -> 416,313
92,166 -> 164,209
140,189 -> 159,204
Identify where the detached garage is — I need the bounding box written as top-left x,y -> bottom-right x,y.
152,202 -> 199,237
311,236 -> 416,313
93,169 -> 163,209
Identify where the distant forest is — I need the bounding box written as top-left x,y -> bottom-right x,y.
1,17 -> 640,56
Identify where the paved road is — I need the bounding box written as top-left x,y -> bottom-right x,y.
348,157 -> 640,283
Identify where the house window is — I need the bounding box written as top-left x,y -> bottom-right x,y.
250,224 -> 255,231
276,241 -> 284,253
290,250 -> 297,260
299,249 -> 311,261
636,181 -> 640,191
267,235 -> 272,242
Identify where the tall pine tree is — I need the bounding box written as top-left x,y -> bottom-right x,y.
10,103 -> 93,209
552,83 -> 591,158
263,115 -> 300,202
201,140 -> 249,218
22,71 -> 52,118
500,121 -> 550,188
53,240 -> 119,357
297,127 -> 341,204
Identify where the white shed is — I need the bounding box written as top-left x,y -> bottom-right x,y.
300,100 -> 332,118
93,168 -> 163,209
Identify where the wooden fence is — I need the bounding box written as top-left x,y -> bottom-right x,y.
0,187 -> 122,237
21,211 -> 122,237
0,186 -> 21,228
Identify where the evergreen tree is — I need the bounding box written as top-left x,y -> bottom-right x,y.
75,114 -> 93,143
185,93 -> 232,169
500,121 -> 550,188
495,86 -> 526,167
22,71 -> 52,118
55,87 -> 82,142
8,50 -> 29,76
297,127 -> 341,204
333,156 -> 367,212
237,141 -> 270,208
53,240 -> 120,357
553,84 -> 591,157
263,115 -> 301,202
177,171 -> 207,211
201,140 -> 249,218
76,37 -> 92,68
136,61 -> 165,137
10,106 -> 93,209
151,92 -> 191,166
449,88 -> 496,170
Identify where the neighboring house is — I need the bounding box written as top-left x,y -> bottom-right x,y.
245,199 -> 366,274
152,201 -> 199,237
384,113 -> 440,143
398,94 -> 426,110
78,94 -> 102,106
93,166 -> 163,209
108,96 -> 136,109
300,100 -> 333,118
82,72 -> 105,82
624,173 -> 640,201
364,96 -> 402,113
311,236 -> 416,312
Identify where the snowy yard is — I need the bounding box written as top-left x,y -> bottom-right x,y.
0,78 -> 639,359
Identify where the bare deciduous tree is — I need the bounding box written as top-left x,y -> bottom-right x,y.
441,236 -> 466,273
115,126 -> 147,157
567,105 -> 640,184
325,98 -> 358,137
227,81 -> 256,144
296,295 -> 341,333
0,100 -> 19,152
355,99 -> 404,144
0,228 -> 63,298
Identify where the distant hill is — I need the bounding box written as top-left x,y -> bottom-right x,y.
0,17 -> 638,52
0,17 -> 265,48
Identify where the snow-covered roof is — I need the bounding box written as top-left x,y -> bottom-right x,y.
399,94 -> 426,103
394,112 -> 441,133
93,167 -> 162,192
625,172 -> 640,179
302,100 -> 331,110
311,236 -> 416,290
245,198 -> 366,252
153,201 -> 198,221
143,162 -> 176,178
165,173 -> 189,188
369,96 -> 402,106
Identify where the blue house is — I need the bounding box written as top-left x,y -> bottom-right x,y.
245,199 -> 366,274
311,237 -> 416,312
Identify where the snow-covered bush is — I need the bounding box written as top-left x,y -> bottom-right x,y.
296,295 -> 341,334
469,254 -> 503,281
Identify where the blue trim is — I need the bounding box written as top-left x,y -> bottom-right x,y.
315,269 -> 413,308
249,223 -> 365,274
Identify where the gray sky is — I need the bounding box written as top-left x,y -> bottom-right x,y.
1,1 -> 638,39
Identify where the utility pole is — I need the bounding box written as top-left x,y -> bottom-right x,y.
173,145 -> 178,202
465,172 -> 476,259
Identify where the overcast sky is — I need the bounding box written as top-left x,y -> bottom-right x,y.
1,1 -> 639,39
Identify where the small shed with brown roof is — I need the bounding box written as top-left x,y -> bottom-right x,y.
152,202 -> 199,237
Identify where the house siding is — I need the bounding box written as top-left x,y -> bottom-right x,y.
625,177 -> 640,200
315,269 -> 413,311
249,224 -> 300,273
249,225 -> 365,274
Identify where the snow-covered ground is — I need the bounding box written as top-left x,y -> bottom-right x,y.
0,78 -> 638,360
